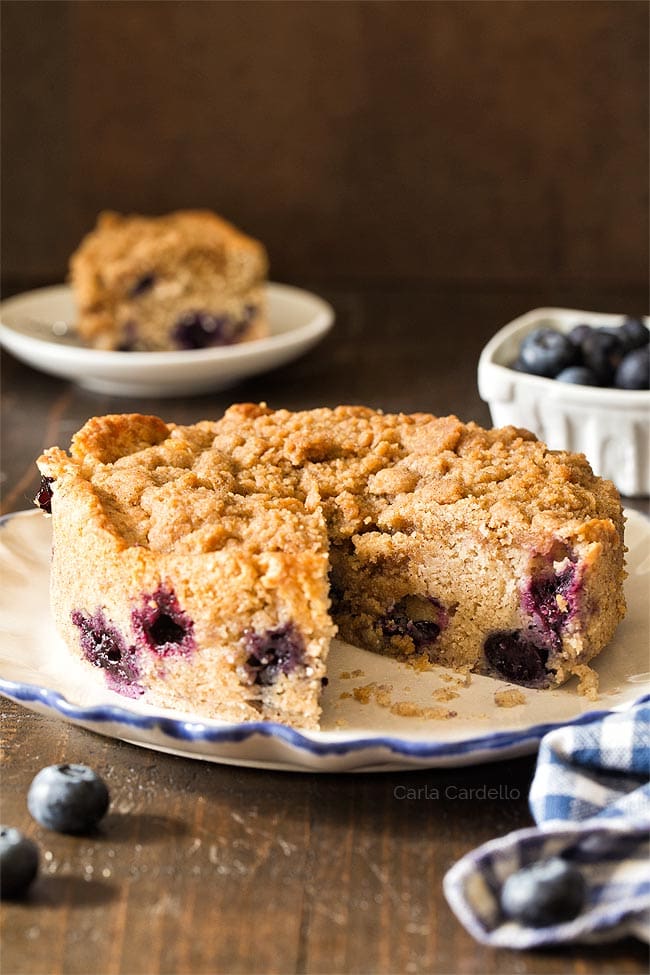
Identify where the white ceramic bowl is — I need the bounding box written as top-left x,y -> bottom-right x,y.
478,307 -> 650,497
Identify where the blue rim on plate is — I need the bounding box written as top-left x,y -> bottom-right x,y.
2,677 -> 648,762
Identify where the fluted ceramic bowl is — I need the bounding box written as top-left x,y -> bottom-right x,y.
478,307 -> 649,497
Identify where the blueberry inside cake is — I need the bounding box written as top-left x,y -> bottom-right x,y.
36,406 -> 626,728
70,210 -> 268,351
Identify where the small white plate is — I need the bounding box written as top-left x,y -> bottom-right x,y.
0,510 -> 648,773
0,283 -> 334,397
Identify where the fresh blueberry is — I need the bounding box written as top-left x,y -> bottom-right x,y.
554,366 -> 598,386
614,346 -> 650,390
516,328 -> 576,378
566,323 -> 594,347
34,475 -> 54,513
619,316 -> 649,352
0,826 -> 39,899
501,857 -> 586,927
483,630 -> 550,687
27,764 -> 110,834
129,273 -> 156,298
243,623 -> 305,686
580,329 -> 624,385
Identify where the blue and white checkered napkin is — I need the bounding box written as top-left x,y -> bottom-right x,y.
444,702 -> 650,948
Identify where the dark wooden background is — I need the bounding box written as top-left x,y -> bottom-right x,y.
1,3 -> 649,974
2,0 -> 648,294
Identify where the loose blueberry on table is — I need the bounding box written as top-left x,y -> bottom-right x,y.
510,316 -> 649,389
27,764 -> 110,834
500,857 -> 586,927
0,826 -> 39,899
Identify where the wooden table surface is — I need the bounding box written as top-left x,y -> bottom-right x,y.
1,282 -> 648,975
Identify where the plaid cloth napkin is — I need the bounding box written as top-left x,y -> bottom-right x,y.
444,701 -> 650,948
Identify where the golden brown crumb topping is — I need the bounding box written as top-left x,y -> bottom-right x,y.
70,210 -> 268,309
38,405 -> 623,557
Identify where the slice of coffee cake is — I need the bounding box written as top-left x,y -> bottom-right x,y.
70,210 -> 268,352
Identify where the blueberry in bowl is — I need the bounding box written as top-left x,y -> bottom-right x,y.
478,307 -> 650,496
554,365 -> 598,386
512,318 -> 646,388
516,328 -> 576,378
614,345 -> 649,390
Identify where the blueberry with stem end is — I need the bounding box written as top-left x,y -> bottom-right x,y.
516,328 -> 576,378
27,764 -> 110,834
0,826 -> 39,899
501,857 -> 586,927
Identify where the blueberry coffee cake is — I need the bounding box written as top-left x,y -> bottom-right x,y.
70,210 -> 269,351
36,406 -> 626,727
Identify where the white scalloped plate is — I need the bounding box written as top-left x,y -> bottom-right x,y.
0,510 -> 648,772
0,283 -> 334,396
